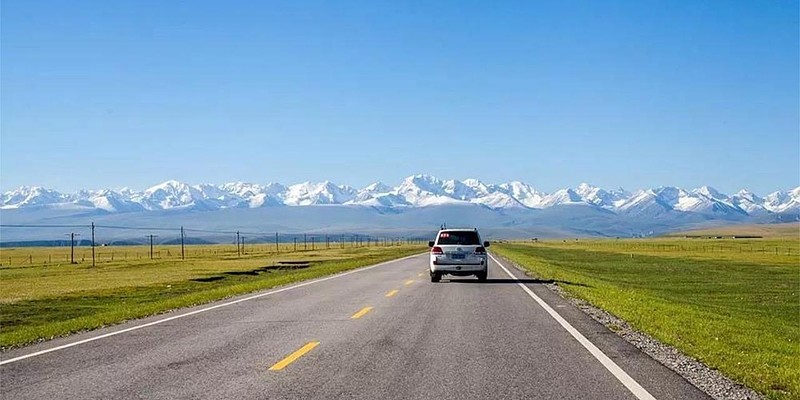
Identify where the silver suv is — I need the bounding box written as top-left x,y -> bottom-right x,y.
428,228 -> 490,282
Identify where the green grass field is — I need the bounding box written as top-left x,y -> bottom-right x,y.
0,242 -> 425,349
493,234 -> 799,400
667,222 -> 800,239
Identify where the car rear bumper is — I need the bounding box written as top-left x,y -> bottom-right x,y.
430,259 -> 486,273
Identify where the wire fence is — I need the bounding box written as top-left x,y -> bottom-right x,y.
0,222 -> 429,268
540,238 -> 798,256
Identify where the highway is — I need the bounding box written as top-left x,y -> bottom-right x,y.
1,253 -> 710,400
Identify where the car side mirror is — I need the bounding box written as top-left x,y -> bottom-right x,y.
428,241 -> 435,248
483,241 -> 490,247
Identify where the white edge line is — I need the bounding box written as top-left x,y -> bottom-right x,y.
1,252 -> 425,366
489,253 -> 657,400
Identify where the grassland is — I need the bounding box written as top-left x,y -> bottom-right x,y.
0,242 -> 425,349
668,222 -> 800,239
493,234 -> 799,400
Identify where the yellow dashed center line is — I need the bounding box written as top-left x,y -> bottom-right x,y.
404,280 -> 414,286
385,289 -> 399,297
268,341 -> 320,371
417,272 -> 424,277
350,306 -> 374,319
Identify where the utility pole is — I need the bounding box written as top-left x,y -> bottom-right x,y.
180,226 -> 185,260
146,235 -> 158,259
66,233 -> 80,264
311,236 -> 315,251
275,232 -> 279,253
294,237 -> 297,252
304,233 -> 307,251
241,236 -> 246,255
236,231 -> 241,257
91,222 -> 96,267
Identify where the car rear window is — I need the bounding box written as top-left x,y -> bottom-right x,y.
437,231 -> 480,245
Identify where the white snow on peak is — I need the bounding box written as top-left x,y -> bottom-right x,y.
538,189 -> 585,208
134,180 -> 206,210
0,186 -> 70,209
392,175 -> 464,207
763,187 -> 800,213
730,189 -> 766,214
497,181 -> 546,208
362,182 -> 391,193
282,181 -> 356,206
574,183 -> 627,208
470,192 -> 526,209
694,185 -> 725,200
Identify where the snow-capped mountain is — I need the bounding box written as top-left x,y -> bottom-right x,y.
615,186 -> 749,218
1,186 -> 71,209
346,182 -> 411,208
1,177 -> 798,221
131,180 -> 212,211
74,189 -> 145,213
574,183 -> 629,209
282,181 -> 356,206
497,181 -> 547,208
763,187 -> 800,214
391,175 -> 466,207
730,190 -> 766,214
538,188 -> 585,208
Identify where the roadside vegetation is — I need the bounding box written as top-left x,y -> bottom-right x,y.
0,243 -> 425,349
493,230 -> 799,400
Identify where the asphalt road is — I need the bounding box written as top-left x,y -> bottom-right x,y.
1,253 -> 711,400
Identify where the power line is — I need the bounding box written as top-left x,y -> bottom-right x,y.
95,225 -> 177,232
1,224 -> 89,228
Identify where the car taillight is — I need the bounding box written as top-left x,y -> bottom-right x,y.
431,246 -> 444,255
474,246 -> 486,254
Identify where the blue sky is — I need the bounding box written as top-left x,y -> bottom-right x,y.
2,0 -> 798,194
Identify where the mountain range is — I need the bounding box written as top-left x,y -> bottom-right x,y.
2,175 -> 798,215
1,175 -> 798,242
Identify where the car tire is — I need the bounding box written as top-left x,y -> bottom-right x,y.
430,272 -> 441,283
476,271 -> 487,282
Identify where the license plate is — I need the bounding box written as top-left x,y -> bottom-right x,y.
450,253 -> 465,260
